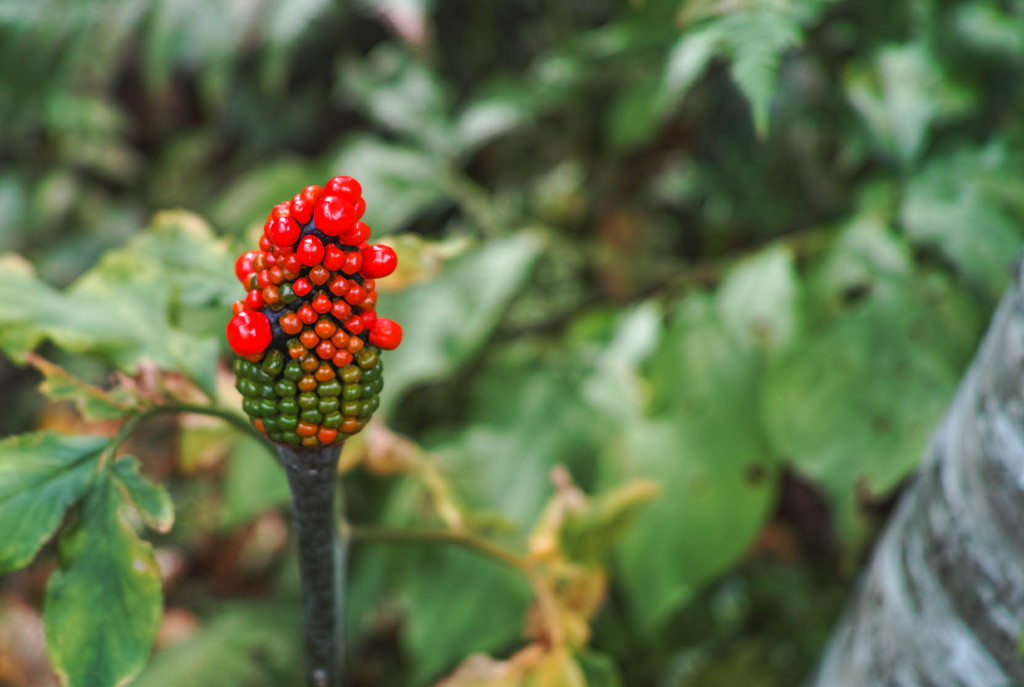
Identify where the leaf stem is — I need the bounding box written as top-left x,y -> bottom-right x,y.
101,402 -> 270,468
344,524 -> 529,573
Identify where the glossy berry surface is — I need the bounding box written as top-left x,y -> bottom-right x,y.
228,175 -> 402,447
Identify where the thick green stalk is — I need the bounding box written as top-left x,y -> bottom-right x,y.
277,443 -> 345,687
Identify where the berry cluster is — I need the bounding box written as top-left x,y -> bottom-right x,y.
226,176 -> 401,447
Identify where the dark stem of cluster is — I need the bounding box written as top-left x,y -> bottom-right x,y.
276,443 -> 346,687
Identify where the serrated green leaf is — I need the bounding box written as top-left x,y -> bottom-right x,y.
44,469 -> 163,687
0,432 -> 108,573
0,212 -> 237,395
611,296 -> 777,631
378,232 -> 542,413
132,605 -> 300,687
27,354 -> 137,421
112,457 -> 174,533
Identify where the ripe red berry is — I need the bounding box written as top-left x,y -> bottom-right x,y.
301,185 -> 324,204
331,300 -> 351,321
361,311 -> 377,328
270,216 -> 301,246
256,270 -> 272,289
298,304 -> 318,324
290,198 -> 313,224
323,244 -> 346,271
259,236 -> 272,251
360,244 -> 397,279
297,235 -> 325,266
341,251 -> 362,274
235,251 -> 258,282
325,176 -> 362,203
369,318 -> 402,350
329,276 -> 348,296
226,311 -> 273,356
293,278 -> 312,297
344,283 -> 367,306
343,315 -> 365,335
245,289 -> 264,310
345,221 -> 371,245
312,292 -> 333,314
281,252 -> 302,275
316,340 -> 336,360
271,203 -> 290,219
314,196 -> 357,236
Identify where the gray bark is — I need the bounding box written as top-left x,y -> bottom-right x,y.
809,277 -> 1024,687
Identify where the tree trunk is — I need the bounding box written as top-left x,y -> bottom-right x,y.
810,275 -> 1024,686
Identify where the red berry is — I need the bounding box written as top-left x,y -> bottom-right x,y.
361,311 -> 377,328
271,204 -> 291,219
245,289 -> 264,310
332,350 -> 353,367
259,236 -> 272,251
256,270 -> 272,289
301,185 -> 324,204
360,244 -> 397,279
316,340 -> 336,360
235,251 -> 258,282
293,278 -> 312,297
325,176 -> 362,203
312,292 -> 333,314
290,198 -> 313,224
331,300 -> 351,321
329,276 -> 348,296
226,311 -> 272,356
314,196 -> 357,236
344,315 -> 365,335
323,244 -> 346,271
232,300 -> 245,314
345,221 -> 371,245
298,304 -> 318,325
344,283 -> 367,305
297,235 -> 325,266
270,216 -> 301,246
353,197 -> 366,219
282,252 -> 302,275
341,251 -> 362,275
369,318 -> 402,350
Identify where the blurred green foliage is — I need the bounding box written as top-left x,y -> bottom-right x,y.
1,0 -> 1023,684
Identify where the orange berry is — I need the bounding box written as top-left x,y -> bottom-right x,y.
341,417 -> 360,433
315,364 -> 335,382
281,313 -> 303,335
330,331 -> 349,349
262,284 -> 280,305
254,419 -> 267,434
332,350 -> 353,368
315,318 -> 336,339
309,265 -> 330,285
298,375 -> 318,392
347,336 -> 364,354
329,276 -> 348,296
297,421 -> 318,437
317,427 -> 339,444
301,436 -> 320,447
301,356 -> 320,373
300,329 -> 320,349
289,343 -> 307,359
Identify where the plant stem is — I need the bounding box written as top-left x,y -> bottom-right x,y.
277,443 -> 345,687
344,524 -> 528,572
